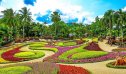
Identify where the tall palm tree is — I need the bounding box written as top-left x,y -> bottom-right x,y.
51,11 -> 61,38
1,8 -> 16,40
103,10 -> 114,37
19,7 -> 32,39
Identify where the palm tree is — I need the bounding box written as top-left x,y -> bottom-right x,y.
19,7 -> 32,39
1,8 -> 16,40
103,10 -> 115,37
51,11 -> 61,38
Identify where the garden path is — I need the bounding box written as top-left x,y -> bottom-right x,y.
98,40 -> 118,52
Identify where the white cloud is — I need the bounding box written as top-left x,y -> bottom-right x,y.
27,0 -> 94,24
122,7 -> 126,12
0,0 -> 94,24
0,6 -> 5,16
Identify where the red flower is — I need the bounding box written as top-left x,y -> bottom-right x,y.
58,65 -> 90,74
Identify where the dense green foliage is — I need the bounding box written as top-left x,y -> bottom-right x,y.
0,66 -> 32,74
71,51 -> 108,59
0,7 -> 126,46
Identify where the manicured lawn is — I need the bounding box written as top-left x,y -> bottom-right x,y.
14,51 -> 45,59
71,51 -> 108,59
58,44 -> 87,60
0,66 -> 32,74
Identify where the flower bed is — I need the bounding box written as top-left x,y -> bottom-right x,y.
30,47 -> 58,52
58,65 -> 90,74
71,51 -> 108,59
55,41 -> 77,47
14,51 -> 45,59
0,66 -> 32,74
84,42 -> 103,51
1,46 -> 25,61
43,45 -> 79,62
106,61 -> 126,69
58,45 -> 87,60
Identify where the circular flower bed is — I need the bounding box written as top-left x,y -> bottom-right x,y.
106,61 -> 126,69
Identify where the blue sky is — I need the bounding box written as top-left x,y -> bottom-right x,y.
0,0 -> 126,24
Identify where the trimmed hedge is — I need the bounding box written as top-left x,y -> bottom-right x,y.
71,51 -> 108,59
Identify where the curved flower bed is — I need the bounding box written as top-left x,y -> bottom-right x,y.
58,65 -> 90,74
1,46 -> 26,61
44,51 -> 126,63
43,45 -> 79,62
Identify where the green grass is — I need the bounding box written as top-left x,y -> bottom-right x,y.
0,66 -> 32,74
14,51 -> 45,59
58,44 -> 88,60
30,47 -> 58,52
71,51 -> 108,59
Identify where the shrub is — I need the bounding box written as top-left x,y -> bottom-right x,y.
71,51 -> 108,59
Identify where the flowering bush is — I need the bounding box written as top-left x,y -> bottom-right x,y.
58,65 -> 90,74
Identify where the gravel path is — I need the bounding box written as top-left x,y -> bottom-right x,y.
98,40 -> 118,52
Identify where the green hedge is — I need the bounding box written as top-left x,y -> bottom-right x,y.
0,66 -> 32,74
72,51 -> 108,59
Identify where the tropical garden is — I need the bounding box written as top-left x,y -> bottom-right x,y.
0,7 -> 126,74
